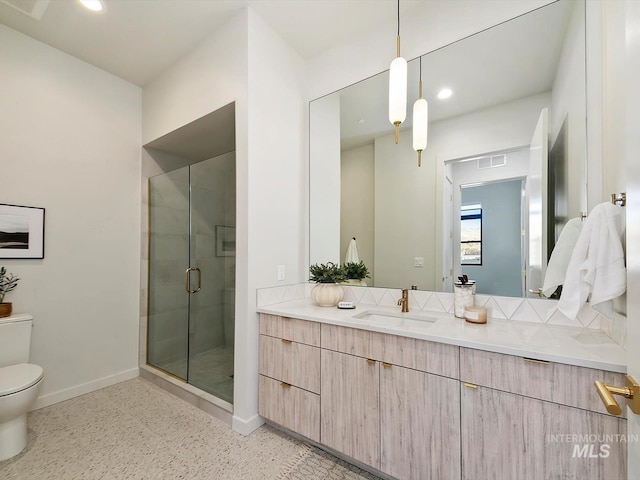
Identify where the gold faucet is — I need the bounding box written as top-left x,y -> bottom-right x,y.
397,288 -> 409,312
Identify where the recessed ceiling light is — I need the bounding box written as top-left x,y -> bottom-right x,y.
78,0 -> 103,12
437,88 -> 453,100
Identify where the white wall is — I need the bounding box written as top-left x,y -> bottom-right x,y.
374,131 -> 437,289
624,1 -> 640,474
550,0 -> 587,218
309,94 -> 341,265
430,93 -> 551,164
0,26 -> 141,408
601,0 -> 628,203
341,144 -> 375,284
142,7 -> 305,434
244,7 -> 305,432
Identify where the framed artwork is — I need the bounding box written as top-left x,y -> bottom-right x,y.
216,225 -> 236,257
0,204 -> 45,259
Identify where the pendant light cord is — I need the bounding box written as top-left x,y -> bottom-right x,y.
418,56 -> 423,98
397,0 -> 400,36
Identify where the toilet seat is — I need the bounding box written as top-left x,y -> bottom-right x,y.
0,363 -> 44,397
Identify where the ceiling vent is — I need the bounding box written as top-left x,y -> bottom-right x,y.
0,0 -> 51,20
477,154 -> 507,169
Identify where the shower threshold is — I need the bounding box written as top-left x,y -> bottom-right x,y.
140,364 -> 233,426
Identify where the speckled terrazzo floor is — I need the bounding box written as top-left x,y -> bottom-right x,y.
0,377 -> 303,479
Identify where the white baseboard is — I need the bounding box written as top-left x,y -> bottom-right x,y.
31,368 -> 140,411
232,413 -> 265,436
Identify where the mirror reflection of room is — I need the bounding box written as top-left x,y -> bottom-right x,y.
313,0 -> 587,298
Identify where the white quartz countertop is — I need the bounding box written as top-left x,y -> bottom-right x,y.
257,299 -> 627,373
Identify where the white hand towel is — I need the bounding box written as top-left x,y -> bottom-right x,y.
542,217 -> 583,297
344,238 -> 360,264
557,202 -> 626,320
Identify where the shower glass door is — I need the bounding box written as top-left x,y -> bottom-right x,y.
187,156 -> 235,403
147,153 -> 236,405
147,167 -> 190,380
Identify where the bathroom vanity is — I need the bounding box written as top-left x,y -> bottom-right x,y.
257,300 -> 627,480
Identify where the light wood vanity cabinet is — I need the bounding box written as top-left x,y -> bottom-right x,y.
258,315 -> 321,442
379,362 -> 460,480
320,349 -> 381,468
320,323 -> 461,480
460,347 -> 627,479
460,347 -> 627,416
258,314 -> 627,480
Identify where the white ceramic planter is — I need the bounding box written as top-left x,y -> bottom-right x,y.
342,279 -> 367,287
311,283 -> 345,307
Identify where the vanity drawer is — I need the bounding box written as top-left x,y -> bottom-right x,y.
370,331 -> 459,379
460,347 -> 626,416
322,324 -> 459,378
259,314 -> 320,346
259,335 -> 320,393
322,323 -> 372,357
259,375 -> 320,442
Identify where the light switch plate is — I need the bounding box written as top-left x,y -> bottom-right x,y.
414,257 -> 424,267
277,265 -> 285,281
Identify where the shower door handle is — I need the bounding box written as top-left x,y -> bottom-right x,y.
185,267 -> 202,294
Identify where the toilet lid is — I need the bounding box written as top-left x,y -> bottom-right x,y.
0,363 -> 43,396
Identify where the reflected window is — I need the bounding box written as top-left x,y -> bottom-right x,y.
461,205 -> 482,265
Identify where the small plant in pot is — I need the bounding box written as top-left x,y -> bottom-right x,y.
342,261 -> 370,286
0,267 -> 20,318
309,262 -> 346,307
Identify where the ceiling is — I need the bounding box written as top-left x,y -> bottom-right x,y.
339,0 -> 574,150
0,0 -> 422,86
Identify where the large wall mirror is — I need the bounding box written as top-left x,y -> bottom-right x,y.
309,0 -> 587,298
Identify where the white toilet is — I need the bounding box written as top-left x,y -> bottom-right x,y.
0,313 -> 44,461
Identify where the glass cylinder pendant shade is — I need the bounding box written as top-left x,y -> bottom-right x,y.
388,56 -> 408,135
413,97 -> 428,151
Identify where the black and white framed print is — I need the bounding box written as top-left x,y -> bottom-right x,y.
0,204 -> 45,259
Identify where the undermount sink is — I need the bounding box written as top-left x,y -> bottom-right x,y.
352,309 -> 437,329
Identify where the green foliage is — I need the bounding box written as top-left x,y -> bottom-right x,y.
343,261 -> 370,280
309,262 -> 346,284
0,267 -> 19,304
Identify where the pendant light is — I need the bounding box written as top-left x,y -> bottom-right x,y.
412,56 -> 428,167
388,0 -> 407,144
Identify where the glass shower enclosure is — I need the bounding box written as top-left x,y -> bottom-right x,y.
147,153 -> 236,405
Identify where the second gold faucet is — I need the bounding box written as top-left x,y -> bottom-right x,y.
397,288 -> 409,312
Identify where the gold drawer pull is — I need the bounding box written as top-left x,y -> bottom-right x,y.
595,375 -> 640,415
281,339 -> 292,344
382,362 -> 392,368
464,383 -> 478,389
367,359 -> 376,365
523,357 -> 550,365
280,382 -> 292,388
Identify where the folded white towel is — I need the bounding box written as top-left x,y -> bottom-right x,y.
344,238 -> 360,264
557,202 -> 626,320
542,218 -> 583,297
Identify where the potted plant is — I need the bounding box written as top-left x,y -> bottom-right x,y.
0,267 -> 20,318
342,261 -> 370,286
309,262 -> 346,307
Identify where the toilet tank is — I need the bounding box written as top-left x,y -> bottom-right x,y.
0,314 -> 33,368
